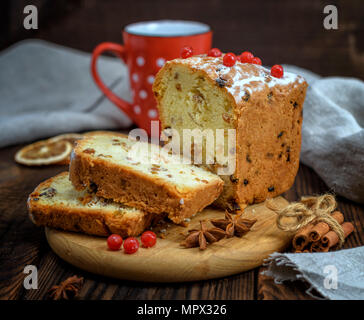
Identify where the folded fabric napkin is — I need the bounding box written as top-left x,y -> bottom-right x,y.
0,39 -> 132,148
263,247 -> 364,300
0,40 -> 363,204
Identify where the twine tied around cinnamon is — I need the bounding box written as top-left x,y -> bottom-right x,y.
266,194 -> 346,248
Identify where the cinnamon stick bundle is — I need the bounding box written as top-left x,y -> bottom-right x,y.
292,211 -> 354,253
267,195 -> 354,254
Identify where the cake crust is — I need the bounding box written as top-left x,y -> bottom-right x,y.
69,133 -> 224,223
28,172 -> 154,237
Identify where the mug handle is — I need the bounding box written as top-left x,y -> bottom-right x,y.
91,42 -> 135,121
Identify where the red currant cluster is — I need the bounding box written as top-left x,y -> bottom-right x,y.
107,230 -> 157,254
180,46 -> 284,79
238,51 -> 262,65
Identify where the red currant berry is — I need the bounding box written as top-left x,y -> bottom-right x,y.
107,234 -> 123,251
251,57 -> 262,65
208,48 -> 222,57
239,51 -> 254,63
123,237 -> 139,254
223,53 -> 237,67
271,64 -> 284,78
181,46 -> 193,59
141,231 -> 157,248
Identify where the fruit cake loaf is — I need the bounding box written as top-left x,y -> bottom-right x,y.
69,132 -> 224,223
153,55 -> 308,209
28,172 -> 154,237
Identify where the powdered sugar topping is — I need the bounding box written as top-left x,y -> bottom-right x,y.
170,55 -> 305,102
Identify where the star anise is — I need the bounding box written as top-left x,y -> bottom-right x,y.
48,275 -> 84,300
182,221 -> 226,250
210,211 -> 257,238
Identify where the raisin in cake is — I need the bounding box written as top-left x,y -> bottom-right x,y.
28,172 -> 153,237
69,132 -> 223,223
153,55 -> 308,209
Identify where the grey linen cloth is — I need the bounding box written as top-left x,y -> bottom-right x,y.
285,65 -> 364,204
0,39 -> 132,147
263,247 -> 364,300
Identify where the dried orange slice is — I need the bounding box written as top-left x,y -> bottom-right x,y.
15,139 -> 73,166
48,133 -> 84,165
48,133 -> 84,146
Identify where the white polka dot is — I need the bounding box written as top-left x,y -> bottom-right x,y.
132,73 -> 139,82
156,58 -> 165,68
134,105 -> 141,114
136,56 -> 145,66
148,109 -> 158,119
139,90 -> 147,99
147,75 -> 155,84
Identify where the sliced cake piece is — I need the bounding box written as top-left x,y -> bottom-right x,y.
69,133 -> 224,224
28,172 -> 154,237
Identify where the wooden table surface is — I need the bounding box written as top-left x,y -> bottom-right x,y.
0,141 -> 363,300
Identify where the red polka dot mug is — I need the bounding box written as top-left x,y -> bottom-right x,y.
91,20 -> 212,136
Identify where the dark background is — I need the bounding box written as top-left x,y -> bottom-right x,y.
1,0 -> 364,301
1,0 -> 363,79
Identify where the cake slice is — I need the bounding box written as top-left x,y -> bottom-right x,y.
28,172 -> 154,237
153,54 -> 307,209
69,133 -> 224,223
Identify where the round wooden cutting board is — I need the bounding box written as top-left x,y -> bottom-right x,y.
46,197 -> 293,282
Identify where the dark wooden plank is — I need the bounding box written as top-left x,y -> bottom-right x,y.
257,268 -> 316,300
0,144 -> 68,300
